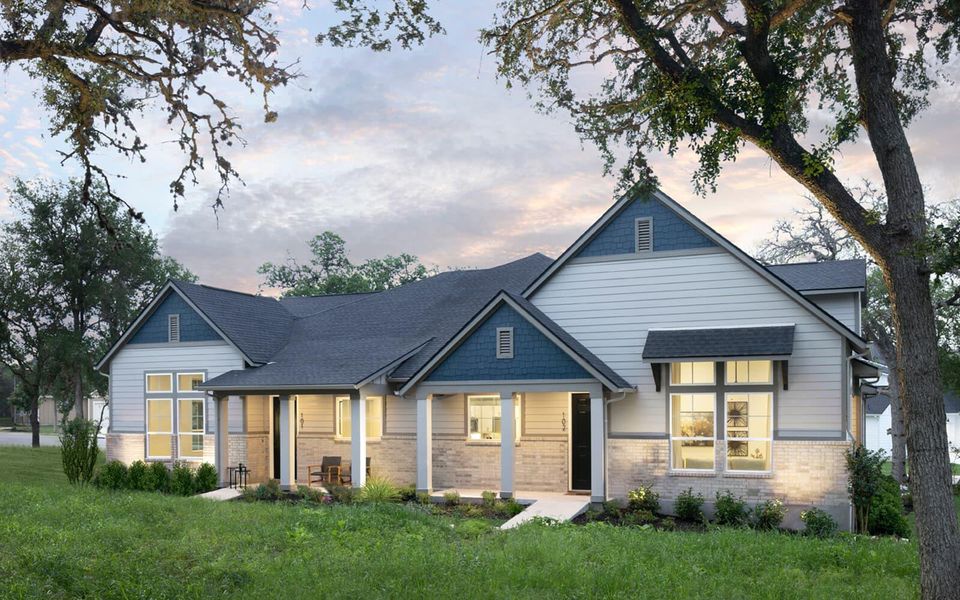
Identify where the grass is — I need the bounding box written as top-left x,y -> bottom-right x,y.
881,461 -> 960,476
0,446 -> 924,599
4,424 -> 58,435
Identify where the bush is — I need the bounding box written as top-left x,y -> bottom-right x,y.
674,488 -> 704,522
257,479 -> 283,501
714,491 -> 749,526
127,460 -> 150,491
622,509 -> 657,526
481,490 -> 497,508
752,499 -> 786,531
94,460 -> 128,491
194,463 -> 219,493
59,418 -> 101,486
416,491 -> 432,505
660,517 -> 677,531
503,498 -> 524,517
627,483 -> 661,513
145,461 -> 170,493
443,491 -> 461,506
845,444 -> 887,533
328,484 -> 354,504
868,475 -> 910,538
170,462 -> 196,496
359,477 -> 400,503
240,486 -> 259,502
298,486 -> 326,503
397,484 -> 417,502
800,507 -> 838,538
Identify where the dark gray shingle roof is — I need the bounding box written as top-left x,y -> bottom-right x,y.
766,259 -> 866,292
278,293 -> 377,317
866,393 -> 891,415
946,390 -> 960,414
642,326 -> 795,360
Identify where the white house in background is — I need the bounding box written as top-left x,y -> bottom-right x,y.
865,390 -> 960,457
13,395 -> 110,434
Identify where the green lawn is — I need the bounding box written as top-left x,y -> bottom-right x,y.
0,446 -> 923,599
881,461 -> 960,476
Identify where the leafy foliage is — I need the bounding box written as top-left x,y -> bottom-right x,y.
195,463 -> 219,494
627,483 -> 660,513
59,418 -> 101,486
127,460 -> 151,491
146,461 -> 171,494
358,476 -> 400,503
800,507 -> 839,538
714,490 -> 749,527
846,445 -> 888,534
93,460 -> 128,491
170,462 -> 196,496
674,488 -> 704,523
869,476 -> 910,538
752,499 -> 787,531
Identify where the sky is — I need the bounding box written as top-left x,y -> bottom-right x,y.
1,2 -> 958,293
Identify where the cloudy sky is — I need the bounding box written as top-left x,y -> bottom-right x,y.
1,2 -> 958,293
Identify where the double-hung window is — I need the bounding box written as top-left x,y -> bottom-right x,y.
467,395 -> 520,442
725,391 -> 773,472
336,396 -> 383,439
145,371 -> 205,460
670,393 -> 716,470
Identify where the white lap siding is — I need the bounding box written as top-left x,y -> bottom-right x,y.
806,292 -> 860,335
108,342 -> 245,434
531,251 -> 846,437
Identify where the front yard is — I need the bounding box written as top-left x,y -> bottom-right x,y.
0,446 -> 924,599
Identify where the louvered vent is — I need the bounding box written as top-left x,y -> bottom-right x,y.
635,217 -> 653,252
168,314 -> 181,343
496,327 -> 514,359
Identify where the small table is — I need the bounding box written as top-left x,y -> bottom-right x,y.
228,463 -> 249,489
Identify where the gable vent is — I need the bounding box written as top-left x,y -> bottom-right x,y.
635,217 -> 653,252
496,327 -> 514,359
168,314 -> 181,343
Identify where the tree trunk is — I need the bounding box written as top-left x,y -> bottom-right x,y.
30,395 -> 39,448
74,371 -> 84,420
885,257 -> 960,598
877,337 -> 908,483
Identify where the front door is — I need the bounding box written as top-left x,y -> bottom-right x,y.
571,393 -> 591,491
271,397 -> 297,480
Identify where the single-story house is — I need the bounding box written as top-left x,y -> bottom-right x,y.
96,189 -> 878,529
13,395 -> 109,433
866,390 -> 960,457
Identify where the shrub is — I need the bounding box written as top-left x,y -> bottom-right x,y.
601,500 -> 621,519
659,517 -> 677,531
868,475 -> 910,538
627,483 -> 661,513
800,507 -> 838,538
298,486 -> 325,503
415,491 -> 432,505
170,462 -> 196,496
59,418 -> 101,486
845,444 -> 887,533
674,488 -> 704,522
145,461 -> 170,493
397,484 -> 417,502
359,477 -> 400,503
240,486 -> 259,502
714,491 -> 749,526
622,509 -> 657,526
481,490 -> 497,508
194,463 -> 219,493
462,505 -> 485,518
127,460 -> 150,491
94,460 -> 128,491
752,499 -> 786,531
503,498 -> 524,517
443,491 -> 461,506
257,479 -> 283,501
328,484 -> 354,504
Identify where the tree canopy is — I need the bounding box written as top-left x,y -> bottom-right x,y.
258,231 -> 436,297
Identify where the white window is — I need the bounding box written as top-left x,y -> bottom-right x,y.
467,395 -> 520,442
670,393 -> 716,470
168,314 -> 180,343
635,217 -> 653,252
178,398 -> 205,460
177,373 -> 205,392
725,393 -> 773,472
336,396 -> 383,439
146,373 -> 173,393
725,360 -> 773,385
670,361 -> 715,386
147,398 -> 173,459
496,327 -> 514,359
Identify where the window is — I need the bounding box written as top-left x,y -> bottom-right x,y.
670,393 -> 715,470
336,396 -> 383,439
147,398 -> 173,459
635,217 -> 653,252
467,395 -> 521,442
496,327 -> 514,359
670,361 -> 715,385
146,373 -> 173,393
725,360 -> 773,384
168,314 -> 180,343
725,393 -> 772,472
178,398 -> 205,459
177,373 -> 205,392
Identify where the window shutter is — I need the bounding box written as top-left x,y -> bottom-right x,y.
168,314 -> 181,343
635,218 -> 653,252
496,327 -> 514,359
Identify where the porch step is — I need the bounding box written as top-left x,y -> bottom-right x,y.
500,497 -> 590,530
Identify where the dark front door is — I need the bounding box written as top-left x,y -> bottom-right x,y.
272,397 -> 281,479
571,393 -> 592,491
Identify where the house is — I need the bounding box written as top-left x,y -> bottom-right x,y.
865,390 -> 960,457
95,189 -> 878,530
13,395 -> 109,433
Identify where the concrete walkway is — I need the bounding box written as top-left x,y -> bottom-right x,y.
430,488 -> 591,530
197,487 -> 243,501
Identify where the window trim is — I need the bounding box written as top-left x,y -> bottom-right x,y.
635,216 -> 653,253
168,313 -> 181,343
145,373 -> 173,394
176,372 -> 206,393
669,361 -> 716,387
723,391 -> 774,474
724,360 -> 774,386
335,396 -> 384,441
496,327 -> 514,359
177,397 -> 206,461
146,398 -> 174,460
668,392 -> 717,472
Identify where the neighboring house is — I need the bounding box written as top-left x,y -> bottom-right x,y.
13,395 -> 109,433
865,391 -> 960,458
96,190 -> 878,530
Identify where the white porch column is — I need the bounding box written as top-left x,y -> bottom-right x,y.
351,390 -> 367,488
590,393 -> 605,503
416,392 -> 433,493
216,395 -> 230,487
278,394 -> 296,490
500,391 -> 516,499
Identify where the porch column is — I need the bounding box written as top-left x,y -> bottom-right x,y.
278,394 -> 296,490
216,395 -> 230,487
416,392 -> 432,493
351,390 -> 367,488
500,391 -> 515,499
590,393 -> 605,503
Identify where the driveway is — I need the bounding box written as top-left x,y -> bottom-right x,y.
0,430 -> 105,448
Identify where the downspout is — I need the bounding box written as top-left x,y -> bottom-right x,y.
603,388 -> 633,500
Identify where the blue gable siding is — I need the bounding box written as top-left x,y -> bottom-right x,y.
426,303 -> 591,381
129,291 -> 222,344
576,195 -> 716,258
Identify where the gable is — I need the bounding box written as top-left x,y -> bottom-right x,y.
575,195 -> 716,258
129,291 -> 222,345
425,303 -> 592,382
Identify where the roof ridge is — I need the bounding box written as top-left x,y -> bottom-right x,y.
766,258 -> 865,267
173,279 -> 280,302
280,290 -> 380,300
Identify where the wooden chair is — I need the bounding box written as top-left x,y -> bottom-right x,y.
340,457 -> 371,485
307,456 -> 342,486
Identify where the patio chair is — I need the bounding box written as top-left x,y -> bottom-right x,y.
340,457 -> 371,485
307,456 -> 342,486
